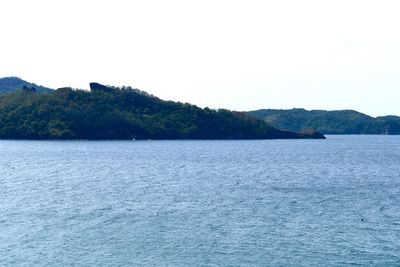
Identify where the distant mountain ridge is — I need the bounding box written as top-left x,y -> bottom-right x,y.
0,77 -> 53,93
248,108 -> 400,135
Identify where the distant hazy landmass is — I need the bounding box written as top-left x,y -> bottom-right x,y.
0,79 -> 324,140
0,77 -> 54,94
248,109 -> 400,135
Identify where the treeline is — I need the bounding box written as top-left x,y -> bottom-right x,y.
248,108 -> 400,134
0,84 -> 324,140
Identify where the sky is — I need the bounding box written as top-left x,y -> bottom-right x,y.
1,0 -> 399,116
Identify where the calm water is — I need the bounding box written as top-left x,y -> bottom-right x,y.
1,136 -> 400,266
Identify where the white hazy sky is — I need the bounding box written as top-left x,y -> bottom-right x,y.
1,0 -> 399,116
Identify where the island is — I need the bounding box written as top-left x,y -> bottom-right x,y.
0,80 -> 325,140
248,108 -> 400,135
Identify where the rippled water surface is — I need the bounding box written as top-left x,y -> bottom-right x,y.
1,136 -> 400,266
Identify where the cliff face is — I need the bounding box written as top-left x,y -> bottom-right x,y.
89,82 -> 114,93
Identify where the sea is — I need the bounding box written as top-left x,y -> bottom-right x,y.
1,135 -> 399,266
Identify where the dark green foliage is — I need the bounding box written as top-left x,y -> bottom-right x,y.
248,108 -> 400,134
0,77 -> 54,94
0,84 -> 325,140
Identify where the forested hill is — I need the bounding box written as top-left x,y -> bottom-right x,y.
0,83 -> 325,140
0,77 -> 54,94
248,109 -> 400,135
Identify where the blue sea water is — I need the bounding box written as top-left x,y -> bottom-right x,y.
0,136 -> 400,266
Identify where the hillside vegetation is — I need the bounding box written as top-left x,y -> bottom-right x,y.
0,83 -> 325,140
